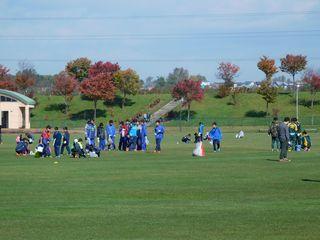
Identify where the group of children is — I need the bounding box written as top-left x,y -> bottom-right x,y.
85,119 -> 165,153
268,117 -> 312,152
15,118 -> 166,158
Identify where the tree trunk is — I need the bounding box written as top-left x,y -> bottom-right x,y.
64,95 -> 68,115
187,103 -> 191,122
122,92 -> 126,109
266,101 -> 269,116
179,105 -> 182,132
93,99 -> 97,121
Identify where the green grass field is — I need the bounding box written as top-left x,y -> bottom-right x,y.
1,130 -> 320,240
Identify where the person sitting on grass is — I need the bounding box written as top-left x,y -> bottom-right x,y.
71,138 -> 86,158
61,127 -> 71,156
301,130 -> 312,151
88,145 -> 101,158
53,127 -> 62,158
181,134 -> 192,144
15,138 -> 29,156
208,122 -> 222,152
154,120 -> 165,153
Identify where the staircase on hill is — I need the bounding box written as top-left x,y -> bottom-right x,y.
147,99 -> 184,126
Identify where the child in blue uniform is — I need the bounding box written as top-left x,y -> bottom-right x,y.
208,122 -> 222,152
198,122 -> 204,141
85,120 -> 96,146
106,120 -> 116,150
61,127 -> 71,155
154,120 -> 165,153
53,127 -> 62,158
128,120 -> 138,151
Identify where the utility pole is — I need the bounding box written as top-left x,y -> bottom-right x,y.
296,82 -> 300,120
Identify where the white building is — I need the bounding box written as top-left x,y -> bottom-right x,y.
0,89 -> 36,129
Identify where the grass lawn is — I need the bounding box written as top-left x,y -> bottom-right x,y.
0,130 -> 320,240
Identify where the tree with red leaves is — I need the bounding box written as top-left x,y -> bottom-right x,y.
88,61 -> 120,78
54,71 -> 78,114
280,54 -> 307,83
172,79 -> 204,121
303,70 -> 320,124
15,61 -> 36,96
80,61 -> 119,121
217,62 -> 240,88
0,65 -> 16,91
217,62 -> 240,105
257,56 -> 278,81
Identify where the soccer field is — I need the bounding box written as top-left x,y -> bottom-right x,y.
1,131 -> 319,240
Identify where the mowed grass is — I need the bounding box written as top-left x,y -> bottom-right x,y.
0,130 -> 320,240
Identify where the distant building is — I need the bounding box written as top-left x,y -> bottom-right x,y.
0,89 -> 36,129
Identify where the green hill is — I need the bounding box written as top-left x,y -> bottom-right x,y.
30,91 -> 320,128
30,94 -> 171,128
168,91 -> 320,127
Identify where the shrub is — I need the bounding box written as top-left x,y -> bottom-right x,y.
216,85 -> 230,98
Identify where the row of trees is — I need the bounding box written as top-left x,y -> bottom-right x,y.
215,54 -> 320,117
55,58 -> 141,120
0,61 -> 37,97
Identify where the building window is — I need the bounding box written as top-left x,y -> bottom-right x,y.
0,96 -> 17,102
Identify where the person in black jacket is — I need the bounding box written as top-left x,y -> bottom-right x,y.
278,117 -> 291,162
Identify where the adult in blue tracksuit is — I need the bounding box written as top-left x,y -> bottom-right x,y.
209,122 -> 222,152
128,121 -> 138,151
106,120 -> 116,150
140,120 -> 148,151
154,120 -> 165,153
85,120 -> 96,146
198,122 -> 204,141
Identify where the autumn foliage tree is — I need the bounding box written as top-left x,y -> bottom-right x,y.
80,61 -> 119,121
217,62 -> 240,88
54,71 -> 78,114
257,81 -> 278,116
257,56 -> 278,81
280,54 -> 307,83
172,79 -> 204,121
257,56 -> 278,115
217,62 -> 240,105
15,68 -> 36,97
114,68 -> 141,109
66,57 -> 92,82
303,70 -> 320,124
0,65 -> 16,91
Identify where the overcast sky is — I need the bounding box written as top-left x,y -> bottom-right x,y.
0,0 -> 319,82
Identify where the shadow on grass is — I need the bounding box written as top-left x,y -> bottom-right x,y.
245,110 -> 267,118
166,110 -> 197,121
45,103 -> 66,113
71,109 -> 106,120
104,95 -> 135,108
265,159 -> 279,162
289,99 -> 320,108
301,179 -> 320,183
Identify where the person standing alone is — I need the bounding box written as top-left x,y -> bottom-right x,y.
268,117 -> 280,152
278,117 -> 291,162
154,120 -> 165,153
